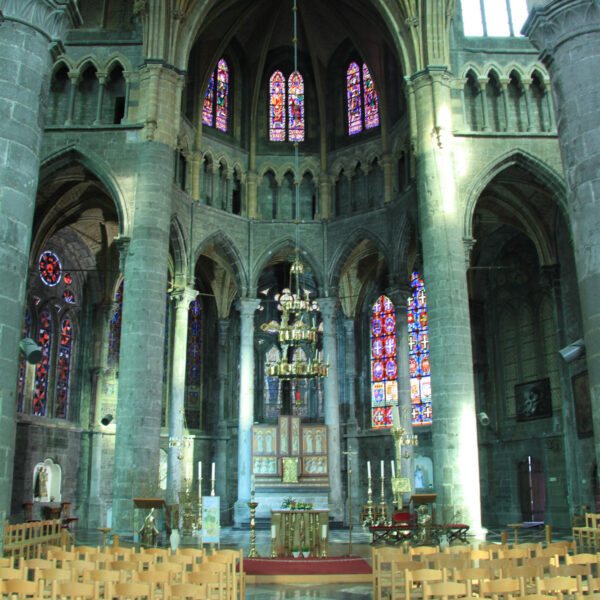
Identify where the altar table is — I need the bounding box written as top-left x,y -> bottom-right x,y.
270,509 -> 329,557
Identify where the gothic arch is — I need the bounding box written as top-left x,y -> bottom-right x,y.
194,230 -> 248,297
169,217 -> 188,285
250,237 -> 324,296
103,53 -> 132,74
39,146 -> 130,236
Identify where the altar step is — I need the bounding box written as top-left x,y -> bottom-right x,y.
236,515 -> 346,531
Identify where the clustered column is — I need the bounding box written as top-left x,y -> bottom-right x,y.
524,0 -> 600,485
0,0 -> 80,542
215,319 -> 231,500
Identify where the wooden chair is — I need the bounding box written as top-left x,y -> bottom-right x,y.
46,549 -> 76,567
536,574 -> 582,600
480,577 -> 522,600
503,565 -> 541,595
371,546 -> 415,600
73,546 -> 99,560
479,558 -> 516,578
49,580 -> 95,600
422,580 -> 472,600
498,548 -> 529,563
452,567 -> 492,596
68,559 -> 96,583
155,561 -> 185,585
445,545 -> 474,555
86,551 -> 114,569
210,549 -> 245,600
112,581 -> 152,600
0,556 -> 15,568
83,568 -> 121,598
21,558 -> 54,582
186,570 -> 226,600
110,560 -> 141,583
0,567 -> 27,580
135,569 -> 170,599
411,547 -> 441,559
0,579 -> 41,599
479,544 -> 508,559
469,549 -> 492,563
166,582 -> 207,600
404,568 -> 445,600
175,548 -> 205,564
425,555 -> 470,572
164,553 -> 194,573
204,553 -> 237,600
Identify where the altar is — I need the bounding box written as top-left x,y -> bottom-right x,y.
252,416 -> 330,517
271,509 -> 329,557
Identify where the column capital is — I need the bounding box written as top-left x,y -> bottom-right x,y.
463,236 -> 477,268
317,297 -> 339,320
170,286 -> 197,309
0,0 -> 82,43
524,0 -> 600,57
236,297 -> 261,316
113,236 -> 130,274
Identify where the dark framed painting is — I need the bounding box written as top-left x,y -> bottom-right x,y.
515,378 -> 552,421
572,370 -> 593,438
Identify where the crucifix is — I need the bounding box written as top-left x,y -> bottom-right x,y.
390,406 -> 418,510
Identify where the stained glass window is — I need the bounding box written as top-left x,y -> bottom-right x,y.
347,62 -> 362,135
17,308 -> 31,413
39,251 -> 62,286
186,295 -> 202,429
269,70 -> 286,141
371,295 -> 398,428
215,59 -> 229,132
202,58 -> 229,132
363,64 -> 379,130
264,346 -> 282,418
63,290 -> 75,304
55,317 -> 72,419
108,281 -> 123,368
288,71 -> 304,142
202,72 -> 214,127
408,272 -> 432,426
33,310 -> 52,417
347,62 -> 379,135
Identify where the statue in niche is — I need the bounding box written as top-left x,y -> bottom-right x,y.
315,430 -> 323,453
281,429 -> 288,454
305,431 -> 313,453
256,431 -> 264,453
266,431 -> 273,453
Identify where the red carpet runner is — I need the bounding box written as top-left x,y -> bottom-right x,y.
244,556 -> 372,576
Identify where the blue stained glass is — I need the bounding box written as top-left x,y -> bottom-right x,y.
269,71 -> 286,141
55,317 -> 71,419
33,310 -> 52,416
17,308 -> 31,413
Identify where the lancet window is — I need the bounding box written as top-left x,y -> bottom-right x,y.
461,0 -> 528,37
185,295 -> 202,429
269,70 -> 305,142
347,62 -> 379,135
202,58 -> 229,133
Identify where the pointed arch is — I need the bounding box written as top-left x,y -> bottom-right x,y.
169,216 -> 188,285
269,70 -> 286,141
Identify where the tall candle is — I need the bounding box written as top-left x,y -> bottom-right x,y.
391,460 -> 395,478
211,462 -> 215,480
198,461 -> 202,481
322,524 -> 327,539
271,525 -> 276,538
380,460 -> 384,478
251,474 -> 255,494
187,462 -> 191,481
367,460 -> 371,478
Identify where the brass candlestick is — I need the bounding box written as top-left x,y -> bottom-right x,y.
362,474 -> 375,527
376,472 -> 389,525
247,501 -> 259,557
270,527 -> 278,558
210,477 -> 215,496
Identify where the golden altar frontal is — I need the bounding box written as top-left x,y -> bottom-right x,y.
271,509 -> 329,557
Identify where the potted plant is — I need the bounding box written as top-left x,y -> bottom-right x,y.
291,545 -> 300,558
301,545 -> 310,558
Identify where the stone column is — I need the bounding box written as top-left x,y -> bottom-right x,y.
167,287 -> 196,505
246,171 -> 259,218
411,67 -> 482,533
524,0 -> 600,490
111,141 -> 174,533
0,0 -> 80,540
234,298 -> 260,525
343,318 -> 360,524
319,297 -> 343,518
318,173 -> 332,219
478,78 -> 491,131
522,80 -> 535,132
386,284 -> 415,507
66,72 -> 78,125
94,72 -> 107,125
500,79 -> 511,132
381,154 -> 395,204
215,319 -> 230,501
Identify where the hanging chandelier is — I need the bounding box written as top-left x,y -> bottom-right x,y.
260,0 -> 328,383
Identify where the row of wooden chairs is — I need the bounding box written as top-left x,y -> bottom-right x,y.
0,545 -> 244,599
372,545 -> 595,600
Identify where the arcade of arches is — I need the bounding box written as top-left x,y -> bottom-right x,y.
1,0 -> 600,540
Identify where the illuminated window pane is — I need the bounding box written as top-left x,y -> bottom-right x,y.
215,59 -> 229,132
484,0 -> 510,36
185,295 -> 202,429
55,317 -> 72,419
408,272 -> 432,426
39,251 -> 62,286
202,72 -> 214,127
270,70 -> 286,141
33,310 -> 52,417
363,64 -> 379,130
371,295 -> 397,428
460,0 -> 484,35
288,71 -> 304,142
347,62 -> 362,135
509,0 -> 529,35
264,346 -> 282,419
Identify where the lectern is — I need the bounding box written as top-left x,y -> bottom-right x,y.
409,493 -> 437,521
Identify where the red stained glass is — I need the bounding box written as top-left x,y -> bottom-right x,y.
347,62 -> 362,135
33,310 -> 52,416
17,308 -> 31,413
202,72 -> 214,127
185,295 -> 202,429
288,71 -> 304,142
363,63 -> 379,129
108,281 -> 123,367
63,273 -> 72,284
39,251 -> 62,286
269,71 -> 286,141
215,59 -> 228,132
55,318 -> 71,419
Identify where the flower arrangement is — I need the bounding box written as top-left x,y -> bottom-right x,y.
281,497 -> 313,510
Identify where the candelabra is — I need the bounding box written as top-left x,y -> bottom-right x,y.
247,501 -> 259,557
362,473 -> 375,528
376,471 -> 389,525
